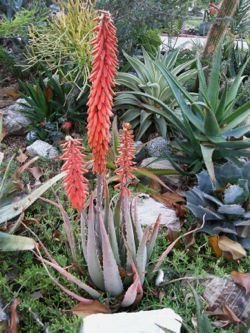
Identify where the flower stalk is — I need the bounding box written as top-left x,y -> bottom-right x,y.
87,11 -> 118,175
61,136 -> 88,211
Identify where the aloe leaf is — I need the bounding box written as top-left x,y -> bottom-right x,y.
147,215 -> 161,259
223,100 -> 250,130
121,277 -> 140,307
196,57 -> 208,99
80,212 -> 87,262
120,109 -> 141,123
136,228 -> 150,284
123,51 -> 151,81
131,197 -> 143,244
104,185 -> 120,265
172,58 -> 196,76
154,63 -> 204,132
0,173 -> 64,224
133,167 -> 175,190
111,116 -> 120,157
86,196 -> 104,290
225,58 -> 250,113
116,72 -> 142,90
222,125 -> 250,138
200,145 -> 217,188
137,111 -> 152,140
123,196 -> 136,261
99,216 -> 123,296
215,83 -> 228,123
207,45 -> 222,111
203,107 -> 221,139
0,232 -> 36,251
154,115 -> 167,138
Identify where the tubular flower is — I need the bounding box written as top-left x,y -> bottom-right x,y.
61,137 -> 88,211
87,11 -> 118,174
115,123 -> 136,196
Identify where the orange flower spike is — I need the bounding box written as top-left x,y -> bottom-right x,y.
87,11 -> 118,174
115,123 -> 136,196
61,137 -> 88,211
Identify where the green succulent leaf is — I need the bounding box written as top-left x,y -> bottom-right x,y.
0,232 -> 36,251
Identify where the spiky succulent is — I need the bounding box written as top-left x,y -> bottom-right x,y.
186,162 -> 250,249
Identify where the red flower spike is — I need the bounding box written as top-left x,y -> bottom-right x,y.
61,137 -> 88,211
87,11 -> 118,175
115,123 -> 136,197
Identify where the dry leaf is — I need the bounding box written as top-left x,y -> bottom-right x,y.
16,150 -> 28,164
9,298 -> 20,333
231,271 -> 250,294
153,192 -> 185,208
222,305 -> 241,323
29,167 -> 43,182
44,86 -> 53,101
218,236 -> 247,260
5,89 -> 20,99
208,235 -> 223,257
71,300 -> 111,318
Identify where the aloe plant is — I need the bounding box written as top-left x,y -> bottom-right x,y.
186,161 -> 250,249
115,48 -> 197,139
116,46 -> 250,179
39,124 -> 160,307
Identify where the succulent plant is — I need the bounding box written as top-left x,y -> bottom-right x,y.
186,162 -> 250,249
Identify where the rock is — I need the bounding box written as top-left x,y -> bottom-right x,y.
134,141 -> 147,163
146,136 -> 169,158
141,157 -> 182,187
2,98 -> 30,135
81,309 -> 182,333
0,300 -> 8,329
26,140 -> 59,159
203,276 -> 250,321
136,194 -> 179,229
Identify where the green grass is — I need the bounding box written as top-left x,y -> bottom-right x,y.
1,193 -> 249,332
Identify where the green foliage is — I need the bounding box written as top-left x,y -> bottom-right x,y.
0,6 -> 47,38
96,0 -> 187,58
137,29 -> 162,56
115,49 -> 197,140
232,0 -> 250,39
23,0 -> 96,88
19,76 -> 88,143
117,45 -> 250,175
186,161 -> 250,249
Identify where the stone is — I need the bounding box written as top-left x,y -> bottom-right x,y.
0,299 -> 8,322
141,157 -> 182,187
80,309 -> 182,333
26,140 -> 59,159
146,136 -> 169,158
136,194 -> 179,229
134,140 -> 147,163
2,98 -> 30,135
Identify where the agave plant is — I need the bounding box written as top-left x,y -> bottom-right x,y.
115,48 -> 197,139
186,162 -> 250,249
116,45 -> 250,179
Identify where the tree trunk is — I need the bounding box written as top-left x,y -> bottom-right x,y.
203,0 -> 239,59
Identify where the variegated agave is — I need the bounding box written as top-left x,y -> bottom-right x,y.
186,161 -> 250,249
115,48 -> 197,140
